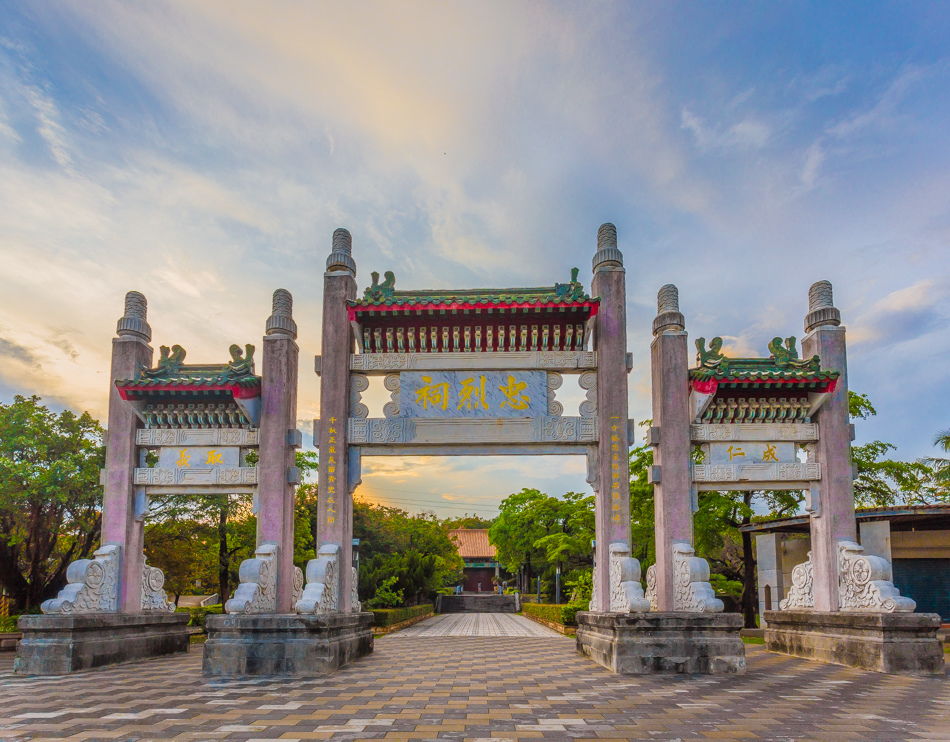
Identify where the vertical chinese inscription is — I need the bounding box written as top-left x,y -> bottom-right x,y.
326,418 -> 338,525
610,416 -> 623,524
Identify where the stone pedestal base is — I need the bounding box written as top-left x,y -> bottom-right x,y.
764,610 -> 945,675
14,612 -> 190,676
203,612 -> 374,677
576,611 -> 745,674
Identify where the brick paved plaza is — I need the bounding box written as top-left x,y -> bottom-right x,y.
2,614 -> 948,742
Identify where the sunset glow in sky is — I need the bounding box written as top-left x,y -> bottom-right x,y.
1,2 -> 948,517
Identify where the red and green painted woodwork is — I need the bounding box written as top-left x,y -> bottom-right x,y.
348,268 -> 599,354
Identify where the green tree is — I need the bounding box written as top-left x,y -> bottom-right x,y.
353,501 -> 462,605
850,392 -> 941,505
144,518 -> 217,603
489,488 -> 594,599
0,396 -> 104,610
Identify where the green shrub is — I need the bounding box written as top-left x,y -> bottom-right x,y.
176,603 -> 224,629
522,602 -> 582,627
366,575 -> 404,609
0,615 -> 19,632
370,604 -> 434,627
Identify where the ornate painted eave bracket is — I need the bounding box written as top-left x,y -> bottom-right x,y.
687,336 -> 840,425
344,270 -> 601,354
115,344 -> 262,427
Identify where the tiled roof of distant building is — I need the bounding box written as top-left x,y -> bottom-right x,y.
448,529 -> 496,559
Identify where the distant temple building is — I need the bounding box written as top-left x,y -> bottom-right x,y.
448,530 -> 501,592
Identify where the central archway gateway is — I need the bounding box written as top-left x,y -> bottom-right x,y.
308,224 -> 640,617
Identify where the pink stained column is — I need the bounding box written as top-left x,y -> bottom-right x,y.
316,228 -> 358,612
649,284 -> 692,612
801,280 -> 856,612
590,223 -> 631,612
102,292 -> 153,613
258,289 -> 300,613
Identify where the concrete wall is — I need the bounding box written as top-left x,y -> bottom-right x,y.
891,529 -> 950,559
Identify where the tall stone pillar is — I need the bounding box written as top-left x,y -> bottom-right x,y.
590,223 -> 632,611
102,292 -> 153,613
801,281 -> 855,612
317,229 -> 358,612
258,289 -> 300,613
649,285 -> 692,611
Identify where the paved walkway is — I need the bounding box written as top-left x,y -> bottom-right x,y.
0,639 -> 947,741
393,613 -> 559,638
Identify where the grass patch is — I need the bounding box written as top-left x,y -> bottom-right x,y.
742,636 -> 766,645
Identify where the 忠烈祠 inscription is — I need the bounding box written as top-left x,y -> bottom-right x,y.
398,371 -> 547,418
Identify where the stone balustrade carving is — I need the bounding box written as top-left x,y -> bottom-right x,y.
646,541 -> 724,613
141,561 -> 175,612
780,553 -> 814,609
837,540 -> 916,612
296,544 -> 340,614
226,542 -> 278,614
599,541 -> 651,612
41,544 -> 122,614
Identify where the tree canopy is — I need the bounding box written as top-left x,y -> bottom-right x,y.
0,396 -> 104,609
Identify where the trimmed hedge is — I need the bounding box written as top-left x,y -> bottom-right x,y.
371,604 -> 433,627
522,602 -> 583,627
175,603 -> 224,629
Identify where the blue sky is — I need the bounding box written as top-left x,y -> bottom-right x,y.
1,2 -> 948,518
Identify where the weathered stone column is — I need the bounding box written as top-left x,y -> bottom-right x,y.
590,223 -> 631,611
258,289 -> 300,613
103,292 -> 153,613
800,281 -> 856,612
649,285 -> 692,611
317,228 -> 358,612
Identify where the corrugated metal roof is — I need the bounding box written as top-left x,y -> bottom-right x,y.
448,529 -> 496,559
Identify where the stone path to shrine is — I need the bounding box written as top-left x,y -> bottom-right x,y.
393,613 -> 560,638
1,639 -> 947,741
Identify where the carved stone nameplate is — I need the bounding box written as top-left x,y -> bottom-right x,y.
348,416 -> 598,446
398,371 -> 547,418
134,464 -> 257,487
690,423 -> 818,442
693,461 -> 820,484
137,428 -> 259,447
707,442 -> 796,466
350,350 -> 597,373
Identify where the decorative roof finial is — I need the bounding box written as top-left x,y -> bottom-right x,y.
805,280 -> 841,333
116,290 -> 151,341
592,222 -> 623,271
266,288 -> 298,339
653,284 -> 685,336
327,227 -> 356,275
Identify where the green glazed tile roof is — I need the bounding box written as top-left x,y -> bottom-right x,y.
350,268 -> 599,308
115,344 -> 260,389
689,335 -> 840,382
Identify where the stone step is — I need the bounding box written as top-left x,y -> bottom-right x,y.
439,595 -> 519,613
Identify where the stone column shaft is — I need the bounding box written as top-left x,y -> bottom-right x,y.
258,328 -> 299,613
650,287 -> 692,612
102,296 -> 153,613
317,230 -> 358,612
590,223 -> 630,611
802,330 -> 854,611
801,281 -> 855,612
